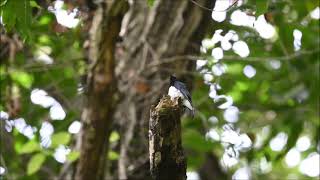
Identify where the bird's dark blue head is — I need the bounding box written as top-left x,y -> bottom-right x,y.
170,75 -> 177,86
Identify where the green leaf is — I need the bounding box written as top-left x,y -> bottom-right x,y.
227,64 -> 243,75
18,140 -> 40,154
256,0 -> 269,16
1,0 -> 17,31
108,151 -> 119,160
182,129 -> 214,152
30,0 -> 41,9
39,15 -> 53,26
16,0 -> 32,40
51,132 -> 71,148
0,0 -> 32,40
109,131 -> 119,142
27,153 -> 46,175
38,35 -> 51,45
10,71 -> 34,89
67,151 -> 80,162
147,0 -> 155,7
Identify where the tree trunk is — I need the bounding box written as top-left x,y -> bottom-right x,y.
73,0 -> 221,179
116,0 -> 216,178
149,96 -> 186,180
74,1 -> 128,180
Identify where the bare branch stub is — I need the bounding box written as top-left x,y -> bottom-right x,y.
149,95 -> 186,180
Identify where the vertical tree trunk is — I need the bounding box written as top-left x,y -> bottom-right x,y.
116,0 -> 216,178
74,1 -> 128,180
72,0 -> 220,179
149,96 -> 186,180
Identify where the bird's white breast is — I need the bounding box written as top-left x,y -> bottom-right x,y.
168,86 -> 183,100
168,86 -> 193,111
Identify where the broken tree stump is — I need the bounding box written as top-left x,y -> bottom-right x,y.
149,95 -> 187,180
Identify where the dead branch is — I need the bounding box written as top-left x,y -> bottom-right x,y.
149,96 -> 186,180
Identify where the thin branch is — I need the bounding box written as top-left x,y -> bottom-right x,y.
21,57 -> 84,71
189,0 -> 239,12
147,49 -> 319,67
118,103 -> 137,179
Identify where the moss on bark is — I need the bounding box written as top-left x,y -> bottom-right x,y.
149,96 -> 186,180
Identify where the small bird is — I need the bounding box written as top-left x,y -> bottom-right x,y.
168,75 -> 194,117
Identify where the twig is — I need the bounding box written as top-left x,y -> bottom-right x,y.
189,0 -> 239,12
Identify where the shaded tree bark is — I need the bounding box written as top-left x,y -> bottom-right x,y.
72,0 -> 224,179
74,1 -> 128,180
116,0 -> 217,178
149,96 -> 186,180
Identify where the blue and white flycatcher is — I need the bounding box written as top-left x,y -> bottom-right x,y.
168,75 -> 194,117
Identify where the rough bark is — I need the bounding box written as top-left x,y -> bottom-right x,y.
74,1 -> 128,180
149,96 -> 186,180
115,0 -> 217,178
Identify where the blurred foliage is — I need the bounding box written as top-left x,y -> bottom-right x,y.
182,0 -> 319,179
27,153 -> 46,175
0,0 -> 319,179
0,0 -> 33,40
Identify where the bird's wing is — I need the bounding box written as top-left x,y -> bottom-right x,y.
175,81 -> 192,103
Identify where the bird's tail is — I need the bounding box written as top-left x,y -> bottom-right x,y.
190,108 -> 195,119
